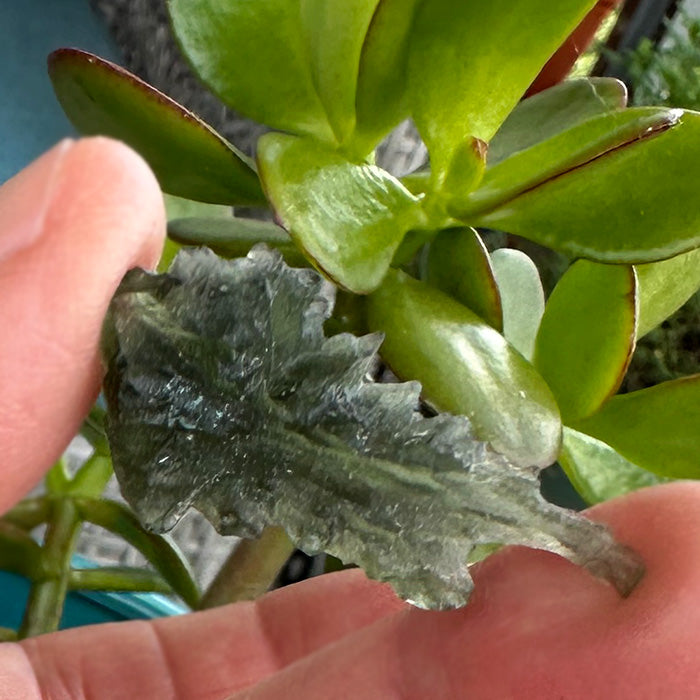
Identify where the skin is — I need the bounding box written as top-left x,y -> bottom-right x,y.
1,10 -> 698,692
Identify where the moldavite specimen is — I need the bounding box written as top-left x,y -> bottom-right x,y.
102,246 -> 642,610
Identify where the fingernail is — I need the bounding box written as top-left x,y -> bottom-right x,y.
0,139 -> 75,265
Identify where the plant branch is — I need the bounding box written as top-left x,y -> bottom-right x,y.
18,498 -> 81,638
199,527 -> 294,609
69,566 -> 172,594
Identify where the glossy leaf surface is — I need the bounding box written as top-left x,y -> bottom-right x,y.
301,0 -> 380,144
460,108 -> 680,219
635,248 -> 700,337
488,78 -> 627,166
367,269 -> 561,468
257,133 -> 421,293
48,49 -> 264,205
560,428 -> 666,506
407,0 -> 596,175
354,0 -> 422,148
102,247 -> 640,609
169,0 -> 334,142
168,217 -> 307,266
425,228 -> 502,330
534,261 -> 637,424
472,110 -> 700,263
572,376 -> 700,479
490,248 -> 545,361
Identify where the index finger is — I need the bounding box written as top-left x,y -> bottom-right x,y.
0,138 -> 165,513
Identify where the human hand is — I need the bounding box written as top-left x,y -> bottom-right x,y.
2,134 -> 700,699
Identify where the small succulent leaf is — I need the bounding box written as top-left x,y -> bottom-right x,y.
533,261 -> 637,424
424,227 -> 502,330
635,248 -> 700,338
48,49 -> 264,206
300,0 -> 381,145
560,427 -> 667,506
571,376 -> 700,479
257,133 -> 422,294
45,461 -> 71,496
68,455 -> 114,499
490,248 -> 545,361
168,0 -> 334,142
439,138 -> 488,204
354,0 -> 423,149
406,0 -> 597,177
458,108 -> 680,220
102,247 -> 640,609
168,217 -> 308,267
471,110 -> 700,263
367,269 -> 561,469
488,77 -> 628,166
76,498 -> 200,608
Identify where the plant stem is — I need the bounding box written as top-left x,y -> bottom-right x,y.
18,498 -> 81,638
199,527 -> 294,609
68,567 -> 172,594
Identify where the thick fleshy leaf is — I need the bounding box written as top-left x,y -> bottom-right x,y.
168,0 -> 334,142
458,108 -> 680,220
635,248 -> 700,337
167,217 -> 307,267
534,261 -> 637,424
425,228 -> 502,330
301,0 -> 380,144
102,247 -> 640,609
488,78 -> 627,166
560,427 -> 666,506
572,376 -> 700,479
257,133 -> 421,293
367,269 -> 561,468
490,249 -> 545,361
48,49 -> 264,206
406,0 -> 597,176
354,0 -> 422,149
471,110 -> 700,263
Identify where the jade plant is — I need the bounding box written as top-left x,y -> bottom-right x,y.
5,0 -> 700,638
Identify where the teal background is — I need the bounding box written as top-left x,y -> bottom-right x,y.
0,0 -> 118,183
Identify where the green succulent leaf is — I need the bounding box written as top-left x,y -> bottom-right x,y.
257,133 -> 422,294
635,248 -> 700,337
168,0 -> 334,142
48,49 -> 264,206
76,498 -> 200,608
534,261 -> 637,424
471,110 -> 700,263
572,376 -> 700,479
458,108 -> 680,220
560,427 -> 666,506
488,77 -> 628,166
168,217 -> 307,267
406,0 -> 597,176
354,0 -> 422,149
101,247 -> 640,609
424,227 -> 502,330
490,248 -> 545,361
301,0 -> 380,145
367,269 -> 561,468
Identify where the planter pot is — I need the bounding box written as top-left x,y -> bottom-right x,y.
0,555 -> 186,632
